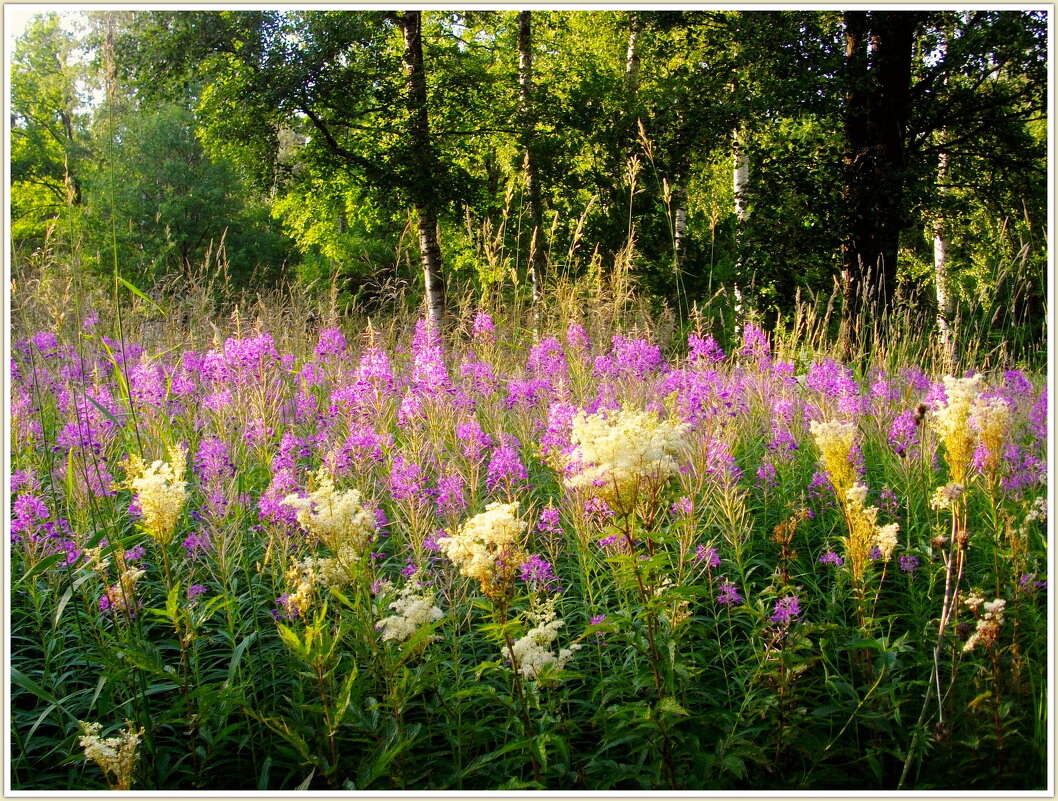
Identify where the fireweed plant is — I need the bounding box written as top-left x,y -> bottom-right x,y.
8,299 -> 1049,791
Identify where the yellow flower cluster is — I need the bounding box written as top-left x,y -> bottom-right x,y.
438,502 -> 526,591
120,445 -> 187,545
565,406 -> 689,514
930,375 -> 984,484
281,468 -> 376,554
968,395 -> 1011,479
377,580 -> 444,643
808,420 -> 857,498
78,720 -> 144,791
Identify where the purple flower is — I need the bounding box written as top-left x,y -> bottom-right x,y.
456,419 -> 493,462
472,311 -> 496,343
566,322 -> 590,352
899,555 -> 919,575
671,497 -> 694,517
740,323 -> 771,364
695,546 -> 721,569
271,594 -> 297,621
314,327 -> 348,358
868,546 -> 883,561
401,558 -> 419,577
756,462 -> 778,489
183,529 -> 212,560
124,546 -> 146,564
423,530 -> 445,553
486,437 -> 529,493
537,507 -> 563,535
187,584 -> 207,601
717,580 -> 743,607
390,455 -> 426,503
819,550 -> 843,566
519,554 -> 561,593
589,614 -> 606,626
435,472 -> 467,516
527,337 -> 568,378
688,333 -> 725,364
770,595 -> 801,624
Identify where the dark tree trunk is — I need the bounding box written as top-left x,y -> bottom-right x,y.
841,11 -> 917,333
398,10 -> 446,328
518,10 -> 545,309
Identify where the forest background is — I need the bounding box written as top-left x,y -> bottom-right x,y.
7,7 -> 1049,361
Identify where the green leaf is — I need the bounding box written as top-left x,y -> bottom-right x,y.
118,275 -> 161,311
225,632 -> 257,688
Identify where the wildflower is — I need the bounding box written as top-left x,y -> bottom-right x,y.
435,472 -> 467,516
716,579 -> 742,607
504,598 -> 581,681
770,595 -> 801,625
963,598 -> 1005,652
103,567 -> 146,616
671,497 -> 694,517
1025,497 -> 1047,524
899,555 -> 920,575
929,482 -> 965,511
688,333 -> 725,364
78,720 -> 144,791
472,311 -> 496,343
809,419 -> 858,492
182,529 -> 211,560
756,461 -> 778,489
187,584 -> 207,602
969,396 -> 1011,479
564,406 -> 689,515
314,326 -> 348,358
874,523 -> 900,562
377,579 -> 443,644
486,437 -> 530,494
282,468 -> 376,557
819,550 -> 843,566
537,506 -> 563,535
930,374 -> 985,484
120,445 -> 188,545
437,502 -> 527,592
519,554 -> 561,593
694,545 -> 721,569
963,590 -> 985,612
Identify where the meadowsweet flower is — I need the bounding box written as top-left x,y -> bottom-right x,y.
437,502 -> 527,592
284,554 -> 356,614
281,468 -> 376,557
770,595 -> 801,625
809,420 -> 857,497
929,482 -> 965,511
963,597 -> 1005,652
103,566 -> 146,616
874,522 -> 900,562
78,720 -> 144,791
504,597 -> 580,681
564,406 -> 689,514
1025,496 -> 1047,524
377,579 -> 443,644
969,396 -> 1011,479
930,374 -> 984,484
120,445 -> 187,545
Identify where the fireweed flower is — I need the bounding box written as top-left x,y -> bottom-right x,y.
819,550 -> 843,566
437,502 -> 527,592
78,720 -> 144,791
519,554 -> 561,593
770,595 -> 801,625
899,555 -> 920,575
472,311 -> 496,344
119,445 -> 187,545
716,579 -> 743,606
688,333 -> 725,365
564,406 -> 689,515
377,577 -> 444,644
695,545 -> 721,568
487,436 -> 530,493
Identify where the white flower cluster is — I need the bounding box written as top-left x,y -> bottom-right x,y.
377,581 -> 443,643
1025,496 -> 1047,524
963,598 -> 1006,653
122,445 -> 187,545
78,720 -> 144,791
565,406 -> 689,513
282,468 -> 376,554
284,554 -> 354,615
505,599 -> 581,681
437,501 -> 526,586
929,482 -> 965,511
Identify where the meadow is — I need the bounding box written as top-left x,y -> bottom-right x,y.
8,276 -> 1049,791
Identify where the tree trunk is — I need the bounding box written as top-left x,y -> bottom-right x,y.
732,127 -> 749,224
398,10 -> 446,328
518,10 -> 545,309
841,11 -> 917,335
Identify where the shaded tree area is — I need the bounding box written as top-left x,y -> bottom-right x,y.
9,10 -> 1047,347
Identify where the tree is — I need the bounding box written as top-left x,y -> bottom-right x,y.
9,12 -> 89,249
